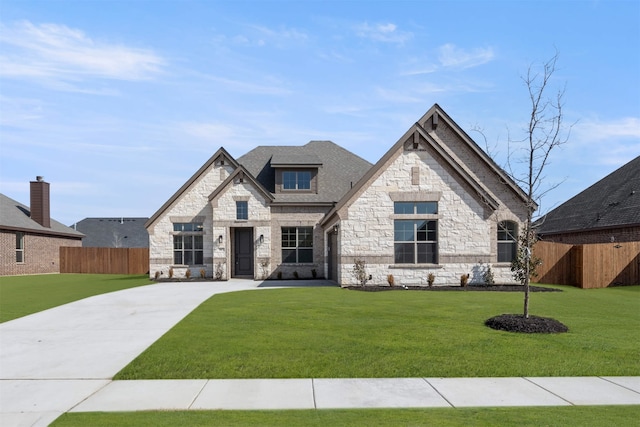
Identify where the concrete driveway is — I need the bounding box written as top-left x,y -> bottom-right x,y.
0,279 -> 267,426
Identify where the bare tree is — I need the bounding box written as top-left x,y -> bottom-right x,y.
508,51 -> 572,318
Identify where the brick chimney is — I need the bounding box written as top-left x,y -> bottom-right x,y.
30,176 -> 51,228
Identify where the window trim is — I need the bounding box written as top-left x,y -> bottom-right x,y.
497,220 -> 518,263
16,231 -> 24,264
393,202 -> 439,265
236,201 -> 248,220
281,226 -> 314,264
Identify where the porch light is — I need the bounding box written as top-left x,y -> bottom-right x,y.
218,235 -> 223,244
259,234 -> 264,244
333,224 -> 339,234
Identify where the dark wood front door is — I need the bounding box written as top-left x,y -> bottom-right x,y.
234,228 -> 254,277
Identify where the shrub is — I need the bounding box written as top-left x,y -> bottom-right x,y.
460,274 -> 470,287
427,273 -> 435,287
154,271 -> 160,281
293,271 -> 299,279
352,258 -> 370,286
311,269 -> 317,279
200,268 -> 206,279
387,274 -> 395,287
483,265 -> 495,285
277,271 -> 283,280
185,269 -> 192,279
168,267 -> 174,279
214,262 -> 224,280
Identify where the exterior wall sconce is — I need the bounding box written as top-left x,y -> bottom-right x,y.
218,235 -> 223,244
259,234 -> 264,244
333,224 -> 339,234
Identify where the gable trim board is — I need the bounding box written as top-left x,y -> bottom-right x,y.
146,104 -> 530,285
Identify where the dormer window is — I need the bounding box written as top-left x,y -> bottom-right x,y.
283,171 -> 311,190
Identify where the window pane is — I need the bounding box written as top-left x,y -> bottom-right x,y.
394,220 -> 415,241
282,249 -> 297,263
16,232 -> 24,249
298,248 -> 313,263
194,251 -> 204,265
173,223 -> 182,232
282,227 -> 296,247
416,221 -> 428,241
184,251 -> 193,265
194,236 -> 203,249
394,202 -> 414,214
298,172 -> 311,190
174,251 -> 183,264
184,237 -> 193,249
426,221 -> 437,241
498,242 -> 517,263
298,227 -> 313,247
416,202 -> 438,214
417,242 -> 437,264
283,171 -> 296,189
394,243 -> 414,263
236,201 -> 248,220
173,236 -> 183,250
16,251 -> 23,263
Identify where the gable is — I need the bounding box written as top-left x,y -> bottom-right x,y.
321,104 -> 531,226
208,165 -> 274,207
145,147 -> 239,230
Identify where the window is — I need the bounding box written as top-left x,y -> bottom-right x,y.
236,201 -> 248,220
283,171 -> 311,190
498,221 -> 518,262
173,222 -> 204,265
282,227 -> 313,263
16,232 -> 24,263
394,202 -> 438,264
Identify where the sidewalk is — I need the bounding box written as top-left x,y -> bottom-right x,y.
1,280 -> 639,426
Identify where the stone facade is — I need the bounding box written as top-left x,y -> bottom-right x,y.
0,230 -> 82,276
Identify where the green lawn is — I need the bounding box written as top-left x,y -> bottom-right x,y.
0,274 -> 152,322
116,284 -> 640,379
51,406 -> 640,427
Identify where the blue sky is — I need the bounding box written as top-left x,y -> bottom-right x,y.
1,0 -> 639,226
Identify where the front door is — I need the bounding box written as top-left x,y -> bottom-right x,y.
234,228 -> 254,277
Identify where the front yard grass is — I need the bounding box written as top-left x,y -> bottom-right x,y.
115,284 -> 639,379
0,274 -> 152,322
51,406 -> 640,427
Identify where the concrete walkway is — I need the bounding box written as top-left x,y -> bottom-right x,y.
1,280 -> 639,426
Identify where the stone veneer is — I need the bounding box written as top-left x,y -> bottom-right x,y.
335,137 -> 526,286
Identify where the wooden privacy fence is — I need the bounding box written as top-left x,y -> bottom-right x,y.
60,247 -> 149,275
534,240 -> 640,288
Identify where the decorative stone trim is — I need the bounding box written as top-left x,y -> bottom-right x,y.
389,191 -> 442,201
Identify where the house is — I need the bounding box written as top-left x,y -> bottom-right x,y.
146,104 -> 531,285
0,177 -> 84,276
72,217 -> 149,248
536,155 -> 640,244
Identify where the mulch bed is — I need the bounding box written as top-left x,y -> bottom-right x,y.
485,314 -> 569,334
345,285 -> 561,292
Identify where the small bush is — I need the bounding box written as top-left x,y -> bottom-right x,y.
483,265 -> 495,285
154,271 -> 160,281
168,267 -> 174,279
352,258 -> 369,286
185,269 -> 192,279
311,269 -> 317,279
293,271 -> 299,279
460,274 -> 470,287
277,271 -> 283,280
387,274 -> 395,287
427,273 -> 435,287
200,268 -> 206,279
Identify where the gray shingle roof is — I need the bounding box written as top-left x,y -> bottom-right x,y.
537,156 -> 640,235
238,141 -> 372,204
0,193 -> 84,239
73,217 -> 149,248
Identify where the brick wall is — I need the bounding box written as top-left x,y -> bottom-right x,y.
0,230 -> 82,276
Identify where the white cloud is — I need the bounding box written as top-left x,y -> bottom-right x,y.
438,43 -> 495,69
574,117 -> 640,141
0,21 -> 165,85
355,22 -> 412,44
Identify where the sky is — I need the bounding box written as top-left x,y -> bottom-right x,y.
1,0 -> 639,226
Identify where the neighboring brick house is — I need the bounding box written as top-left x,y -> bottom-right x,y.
72,217 -> 149,248
147,104 -> 531,285
0,178 -> 84,276
536,156 -> 640,244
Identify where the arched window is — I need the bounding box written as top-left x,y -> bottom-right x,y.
497,221 -> 518,263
